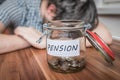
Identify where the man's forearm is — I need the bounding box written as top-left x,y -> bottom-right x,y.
0,34 -> 31,54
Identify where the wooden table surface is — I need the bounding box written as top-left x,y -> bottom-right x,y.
0,39 -> 120,80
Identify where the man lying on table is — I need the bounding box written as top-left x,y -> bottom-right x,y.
0,0 -> 112,54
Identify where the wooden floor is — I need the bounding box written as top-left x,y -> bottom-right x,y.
0,39 -> 120,80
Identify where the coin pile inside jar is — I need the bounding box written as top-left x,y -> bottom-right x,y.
48,57 -> 86,73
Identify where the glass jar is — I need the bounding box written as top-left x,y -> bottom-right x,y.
46,20 -> 86,73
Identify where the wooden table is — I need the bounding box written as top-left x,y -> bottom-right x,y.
0,39 -> 120,80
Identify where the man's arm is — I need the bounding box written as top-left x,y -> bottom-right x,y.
86,22 -> 112,47
14,22 -> 112,49
0,22 -> 31,54
0,34 -> 31,54
14,27 -> 46,49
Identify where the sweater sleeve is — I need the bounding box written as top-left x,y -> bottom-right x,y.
0,0 -> 23,27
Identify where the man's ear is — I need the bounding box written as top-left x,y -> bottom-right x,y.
47,4 -> 56,15
44,4 -> 56,21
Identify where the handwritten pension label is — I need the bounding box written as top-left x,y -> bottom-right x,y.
47,38 -> 80,57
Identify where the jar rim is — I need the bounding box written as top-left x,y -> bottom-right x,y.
44,20 -> 85,30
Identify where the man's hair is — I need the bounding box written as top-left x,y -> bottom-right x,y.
48,0 -> 98,30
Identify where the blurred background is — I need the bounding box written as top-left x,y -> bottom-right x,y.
94,0 -> 120,39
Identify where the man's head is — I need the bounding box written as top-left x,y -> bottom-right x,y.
41,0 -> 98,30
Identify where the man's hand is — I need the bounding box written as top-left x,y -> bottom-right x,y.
14,27 -> 46,49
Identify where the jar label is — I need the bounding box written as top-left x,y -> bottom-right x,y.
47,38 -> 80,57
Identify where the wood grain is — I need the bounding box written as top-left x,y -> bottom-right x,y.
0,39 -> 120,80
0,48 -> 46,80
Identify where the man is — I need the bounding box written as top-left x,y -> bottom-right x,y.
0,0 -> 112,54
